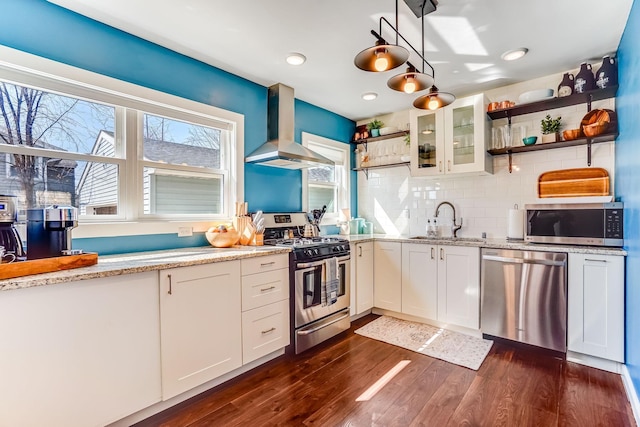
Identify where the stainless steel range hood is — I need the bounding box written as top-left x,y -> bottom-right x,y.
245,83 -> 334,169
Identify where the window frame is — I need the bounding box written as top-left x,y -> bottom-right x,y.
0,45 -> 244,238
301,132 -> 350,225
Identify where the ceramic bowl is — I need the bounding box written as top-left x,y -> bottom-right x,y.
379,126 -> 399,136
518,89 -> 554,104
205,226 -> 240,248
522,136 -> 538,146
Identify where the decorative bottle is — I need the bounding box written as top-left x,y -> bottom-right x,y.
557,73 -> 574,97
574,62 -> 595,94
595,56 -> 618,89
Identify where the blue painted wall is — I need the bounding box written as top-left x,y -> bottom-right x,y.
617,0 -> 640,403
0,0 -> 355,253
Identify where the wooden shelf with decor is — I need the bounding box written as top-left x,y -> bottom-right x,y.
486,85 -> 618,121
486,85 -> 618,172
353,161 -> 410,179
351,130 -> 409,146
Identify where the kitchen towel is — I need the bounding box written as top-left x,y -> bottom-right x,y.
507,207 -> 524,240
325,257 -> 339,305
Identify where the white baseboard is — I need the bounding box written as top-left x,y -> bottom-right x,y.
566,351 -> 623,373
106,348 -> 285,427
621,365 -> 640,426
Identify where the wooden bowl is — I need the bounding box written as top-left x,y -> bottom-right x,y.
562,128 -> 583,141
205,226 -> 240,248
583,122 -> 608,138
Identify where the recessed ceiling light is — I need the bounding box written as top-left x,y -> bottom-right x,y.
501,48 -> 528,61
362,92 -> 378,101
286,53 -> 306,66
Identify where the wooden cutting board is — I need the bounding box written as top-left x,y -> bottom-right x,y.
538,168 -> 610,198
0,253 -> 98,280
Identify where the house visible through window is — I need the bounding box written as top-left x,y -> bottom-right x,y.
302,133 -> 350,223
0,69 -> 238,221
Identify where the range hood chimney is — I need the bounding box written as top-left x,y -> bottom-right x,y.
245,83 -> 334,169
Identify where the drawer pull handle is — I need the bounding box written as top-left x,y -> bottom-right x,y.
261,327 -> 276,334
585,258 -> 607,263
260,286 -> 276,292
260,261 -> 276,267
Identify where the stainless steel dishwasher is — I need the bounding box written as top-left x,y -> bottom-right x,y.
481,248 -> 567,352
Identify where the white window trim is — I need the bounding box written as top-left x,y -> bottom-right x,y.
0,45 -> 244,238
301,132 -> 350,226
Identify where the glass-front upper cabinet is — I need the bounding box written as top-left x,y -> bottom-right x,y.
409,108 -> 444,176
410,93 -> 492,177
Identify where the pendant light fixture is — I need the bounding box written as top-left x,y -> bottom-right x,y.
354,36 -> 409,72
412,85 -> 456,110
387,61 -> 434,93
354,0 -> 455,110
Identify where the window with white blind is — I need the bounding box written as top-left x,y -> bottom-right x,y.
302,133 -> 350,223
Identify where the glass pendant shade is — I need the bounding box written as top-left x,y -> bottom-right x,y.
387,64 -> 434,93
413,86 -> 456,110
354,40 -> 409,72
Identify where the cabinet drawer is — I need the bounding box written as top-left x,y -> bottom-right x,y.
242,299 -> 290,364
241,268 -> 289,311
241,254 -> 289,276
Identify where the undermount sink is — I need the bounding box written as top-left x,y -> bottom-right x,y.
409,236 -> 485,243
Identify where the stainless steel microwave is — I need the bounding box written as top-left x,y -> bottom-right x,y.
525,202 -> 623,247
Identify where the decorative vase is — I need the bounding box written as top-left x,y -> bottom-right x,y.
595,56 -> 618,89
574,62 -> 595,94
558,73 -> 574,97
541,133 -> 558,144
371,129 -> 380,137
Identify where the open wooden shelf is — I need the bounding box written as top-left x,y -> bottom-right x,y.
487,85 -> 618,120
351,130 -> 408,145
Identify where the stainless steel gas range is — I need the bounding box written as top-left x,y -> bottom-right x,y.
261,213 -> 351,354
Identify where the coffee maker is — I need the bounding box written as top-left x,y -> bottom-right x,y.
26,206 -> 78,259
0,195 -> 26,261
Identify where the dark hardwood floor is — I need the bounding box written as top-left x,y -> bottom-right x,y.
135,315 -> 636,427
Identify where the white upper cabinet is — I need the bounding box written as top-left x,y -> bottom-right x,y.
410,93 -> 492,176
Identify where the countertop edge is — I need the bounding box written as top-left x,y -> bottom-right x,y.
346,234 -> 628,256
1,235 -> 626,292
0,246 -> 291,292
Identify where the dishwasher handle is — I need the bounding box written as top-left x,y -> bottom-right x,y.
482,254 -> 566,267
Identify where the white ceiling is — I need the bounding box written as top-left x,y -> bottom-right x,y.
48,0 -> 633,121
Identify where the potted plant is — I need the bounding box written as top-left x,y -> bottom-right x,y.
367,119 -> 384,137
540,114 -> 562,143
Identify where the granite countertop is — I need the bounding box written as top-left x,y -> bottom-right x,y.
0,246 -> 291,292
345,234 -> 628,256
1,234 -> 627,292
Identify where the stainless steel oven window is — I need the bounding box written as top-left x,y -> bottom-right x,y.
301,265 -> 323,309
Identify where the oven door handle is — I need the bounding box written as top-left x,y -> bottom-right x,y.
296,312 -> 350,335
296,255 -> 350,269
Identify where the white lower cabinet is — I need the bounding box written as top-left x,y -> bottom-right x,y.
373,241 -> 403,312
351,241 -> 374,315
240,255 -> 290,364
437,245 -> 480,329
401,243 -> 438,319
399,243 -> 480,329
568,253 -> 624,362
159,261 -> 243,400
0,272 -> 161,427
